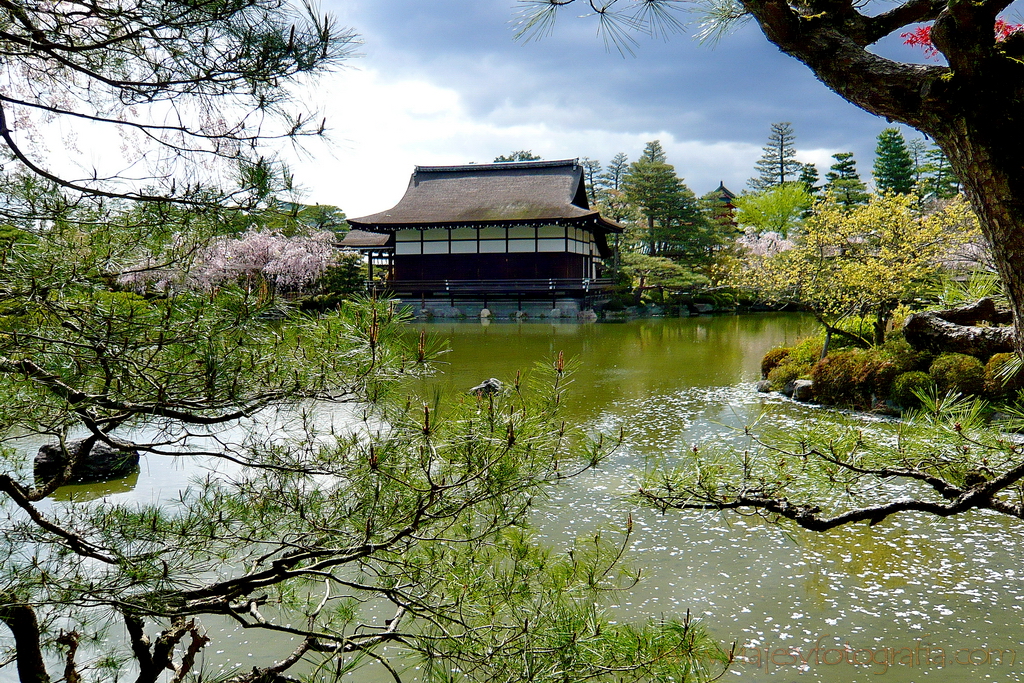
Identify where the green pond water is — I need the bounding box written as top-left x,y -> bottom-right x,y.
22,313 -> 1024,682
406,315 -> 1024,683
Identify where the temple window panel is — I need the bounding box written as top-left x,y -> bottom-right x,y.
538,225 -> 565,239
479,226 -> 505,240
422,241 -> 449,254
422,229 -> 449,241
479,240 -> 506,253
450,228 -> 476,241
507,239 -> 535,253
450,240 -> 477,254
508,226 -> 536,240
538,238 -> 566,252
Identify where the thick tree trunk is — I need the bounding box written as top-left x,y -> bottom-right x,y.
903,297 -> 1015,356
739,0 -> 1024,349
0,600 -> 50,683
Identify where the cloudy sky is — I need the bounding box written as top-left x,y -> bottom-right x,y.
284,0 -> 935,218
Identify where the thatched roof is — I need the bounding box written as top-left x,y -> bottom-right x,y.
348,160 -> 621,234
338,229 -> 391,249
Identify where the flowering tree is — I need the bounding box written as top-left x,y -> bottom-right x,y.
191,229 -> 337,293
734,193 -> 980,347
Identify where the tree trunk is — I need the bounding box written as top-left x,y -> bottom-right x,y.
903,298 -> 1015,357
0,601 -> 50,683
738,0 -> 1024,348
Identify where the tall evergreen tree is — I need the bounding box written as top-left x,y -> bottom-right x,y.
622,141 -> 681,255
921,144 -> 962,199
907,137 -> 930,191
640,140 -> 669,163
873,128 -> 915,194
748,122 -> 802,191
601,152 -> 630,191
824,152 -> 869,209
581,157 -> 603,204
798,163 -> 821,197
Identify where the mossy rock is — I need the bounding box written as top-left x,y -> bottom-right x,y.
929,353 -> 986,396
984,352 -> 1024,397
891,371 -> 934,408
810,349 -> 870,406
787,337 -> 824,366
767,361 -> 810,391
761,347 -> 791,379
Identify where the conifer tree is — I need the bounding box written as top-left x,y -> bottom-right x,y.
621,141 -> 683,255
748,122 -> 802,191
581,157 -> 603,204
494,150 -> 542,162
907,137 -> 930,191
873,128 -> 916,194
921,144 -> 962,199
601,153 -> 630,191
824,152 -> 869,209
798,163 -> 821,197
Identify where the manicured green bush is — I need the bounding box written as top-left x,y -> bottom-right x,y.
869,358 -> 901,399
810,349 -> 869,406
929,353 -> 986,396
891,371 -> 934,407
984,352 -> 1024,397
767,361 -> 810,391
787,337 -> 824,366
761,347 -> 791,379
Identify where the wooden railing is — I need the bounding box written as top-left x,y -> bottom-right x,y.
367,278 -> 614,295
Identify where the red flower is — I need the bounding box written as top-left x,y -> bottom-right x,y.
902,19 -> 1023,61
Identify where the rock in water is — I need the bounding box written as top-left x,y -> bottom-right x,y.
469,378 -> 503,396
791,379 -> 815,402
35,439 -> 140,483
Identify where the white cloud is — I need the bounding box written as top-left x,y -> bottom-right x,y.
286,66 -> 778,217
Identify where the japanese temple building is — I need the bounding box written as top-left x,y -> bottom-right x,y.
345,159 -> 621,315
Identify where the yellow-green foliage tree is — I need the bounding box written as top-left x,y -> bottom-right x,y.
736,193 -> 980,348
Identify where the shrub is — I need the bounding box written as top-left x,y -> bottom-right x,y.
870,359 -> 901,399
761,347 -> 791,379
602,298 -> 627,312
787,337 -> 824,366
929,353 -> 986,396
891,371 -> 934,408
984,352 -> 1024,397
810,349 -> 869,406
879,335 -> 931,373
767,361 -> 810,391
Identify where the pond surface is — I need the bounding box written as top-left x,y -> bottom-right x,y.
13,314 -> 1024,683
407,315 -> 1024,683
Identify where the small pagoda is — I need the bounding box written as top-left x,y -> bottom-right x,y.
347,159 -> 621,310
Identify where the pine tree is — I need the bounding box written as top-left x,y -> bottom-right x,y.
873,128 -> 915,195
580,157 -> 603,204
798,163 -> 821,197
640,140 -> 668,163
824,152 -> 869,209
921,144 -> 962,199
622,141 -> 682,255
600,152 -> 630,191
748,122 -> 802,191
907,137 -> 930,191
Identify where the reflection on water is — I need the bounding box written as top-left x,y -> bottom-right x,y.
411,315 -> 1024,683
49,469 -> 140,502
15,314 -> 1024,683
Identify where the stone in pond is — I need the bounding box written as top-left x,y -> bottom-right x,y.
35,438 -> 140,483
